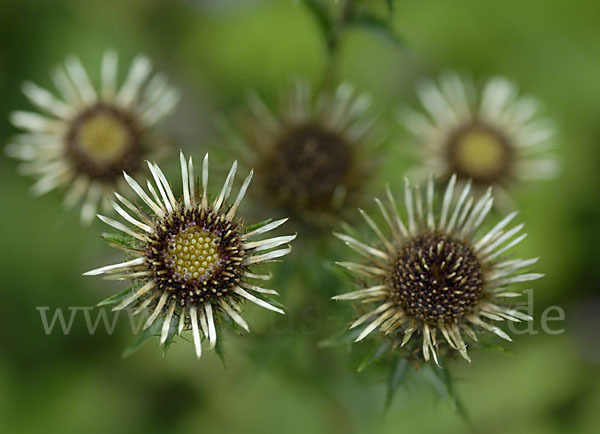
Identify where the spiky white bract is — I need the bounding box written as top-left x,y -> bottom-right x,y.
401,72 -> 558,202
6,50 -> 180,224
85,152 -> 295,359
333,175 -> 542,365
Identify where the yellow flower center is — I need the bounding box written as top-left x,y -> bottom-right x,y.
148,209 -> 244,303
67,104 -> 141,180
165,225 -> 221,282
76,112 -> 131,163
454,129 -> 504,176
447,123 -> 512,183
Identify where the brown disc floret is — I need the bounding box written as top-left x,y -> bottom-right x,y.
390,233 -> 484,325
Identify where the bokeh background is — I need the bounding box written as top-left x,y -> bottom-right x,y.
1,1 -> 599,433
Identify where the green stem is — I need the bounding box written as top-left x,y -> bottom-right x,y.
320,0 -> 355,91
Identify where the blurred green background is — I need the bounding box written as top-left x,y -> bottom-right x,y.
1,1 -> 599,433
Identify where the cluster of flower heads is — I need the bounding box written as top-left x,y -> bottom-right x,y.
5,52 -> 555,364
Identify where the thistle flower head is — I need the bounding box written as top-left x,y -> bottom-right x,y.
85,152 -> 295,359
402,73 -> 558,200
334,175 -> 543,365
6,50 -> 180,223
240,80 -> 377,226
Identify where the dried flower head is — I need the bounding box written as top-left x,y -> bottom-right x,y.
239,80 -> 377,226
334,175 -> 542,365
401,73 -> 558,201
6,50 -> 179,223
85,152 -> 295,358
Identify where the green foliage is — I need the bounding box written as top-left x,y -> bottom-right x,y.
122,320 -> 161,359
160,315 -> 179,359
96,286 -> 133,307
346,9 -> 406,50
245,218 -> 273,233
385,0 -> 395,15
302,0 -> 335,51
100,232 -> 137,250
427,365 -> 476,431
213,331 -> 227,369
385,357 -> 409,409
302,0 -> 405,56
357,340 -> 392,372
318,326 -> 362,350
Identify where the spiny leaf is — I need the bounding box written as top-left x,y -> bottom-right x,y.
318,326 -> 362,348
96,286 -> 134,307
161,315 -> 179,359
347,10 -> 406,50
214,331 -> 227,368
122,321 -> 160,359
428,365 -> 476,431
358,340 -> 392,372
245,218 -> 273,233
426,364 -> 453,404
101,232 -> 135,248
385,357 -> 409,408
